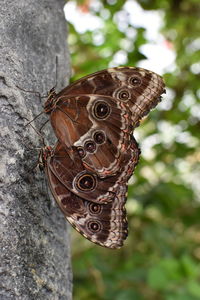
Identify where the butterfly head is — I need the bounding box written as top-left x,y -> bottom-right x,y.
44,87 -> 57,114
38,146 -> 53,171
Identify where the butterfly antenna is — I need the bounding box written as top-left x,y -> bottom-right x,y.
55,55 -> 59,90
39,119 -> 49,133
25,111 -> 45,127
16,85 -> 48,99
17,84 -> 48,125
18,131 -> 36,151
16,85 -> 41,98
23,117 -> 46,147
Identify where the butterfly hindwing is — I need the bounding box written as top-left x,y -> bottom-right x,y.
46,166 -> 128,249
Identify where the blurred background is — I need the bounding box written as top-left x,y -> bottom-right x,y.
64,1 -> 200,299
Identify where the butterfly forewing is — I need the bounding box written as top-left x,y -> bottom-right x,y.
52,67 -> 165,126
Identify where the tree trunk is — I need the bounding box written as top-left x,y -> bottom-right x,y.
0,1 -> 72,299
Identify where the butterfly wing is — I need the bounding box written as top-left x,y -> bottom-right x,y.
46,166 -> 128,249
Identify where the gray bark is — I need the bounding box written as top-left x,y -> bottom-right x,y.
0,1 -> 72,299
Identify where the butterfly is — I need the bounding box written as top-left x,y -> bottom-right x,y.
40,136 -> 140,248
39,67 -> 165,248
44,67 -> 165,178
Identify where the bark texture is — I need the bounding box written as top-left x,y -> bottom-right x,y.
0,0 -> 72,299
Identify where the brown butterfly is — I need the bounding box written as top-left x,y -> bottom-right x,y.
40,136 -> 140,248
44,67 -> 165,178
38,67 -> 165,248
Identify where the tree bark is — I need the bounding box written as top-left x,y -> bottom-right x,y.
0,1 -> 72,299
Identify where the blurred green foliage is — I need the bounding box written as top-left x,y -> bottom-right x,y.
65,0 -> 200,299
